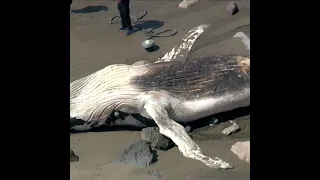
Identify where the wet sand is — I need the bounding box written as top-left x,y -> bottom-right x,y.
70,0 -> 250,179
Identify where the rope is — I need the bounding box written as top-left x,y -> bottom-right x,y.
110,7 -> 177,39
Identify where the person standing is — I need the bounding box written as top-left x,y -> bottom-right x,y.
116,0 -> 134,36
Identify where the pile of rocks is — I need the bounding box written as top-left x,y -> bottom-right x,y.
111,127 -> 175,168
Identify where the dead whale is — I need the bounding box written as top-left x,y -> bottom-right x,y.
70,54 -> 250,169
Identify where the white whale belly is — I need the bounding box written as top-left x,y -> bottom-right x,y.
169,88 -> 250,123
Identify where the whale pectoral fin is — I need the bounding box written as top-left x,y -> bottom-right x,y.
155,24 -> 210,63
144,101 -> 233,169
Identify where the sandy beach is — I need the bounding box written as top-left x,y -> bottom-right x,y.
70,0 -> 250,179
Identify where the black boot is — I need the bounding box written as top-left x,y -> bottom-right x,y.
126,27 -> 134,36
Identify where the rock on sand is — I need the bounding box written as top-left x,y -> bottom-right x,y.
226,1 -> 239,16
141,127 -> 175,151
230,141 -> 250,164
70,149 -> 79,162
112,140 -> 157,167
222,122 -> 240,135
179,0 -> 200,9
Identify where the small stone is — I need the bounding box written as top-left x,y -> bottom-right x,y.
226,1 -> 239,15
185,126 -> 192,132
209,118 -> 219,126
179,0 -> 200,9
231,141 -> 250,164
212,118 -> 219,124
141,127 -> 175,151
222,123 -> 240,135
113,111 -> 120,117
70,149 -> 79,162
112,140 -> 157,167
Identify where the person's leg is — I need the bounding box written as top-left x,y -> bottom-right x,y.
117,2 -> 127,31
123,3 -> 132,30
122,2 -> 134,35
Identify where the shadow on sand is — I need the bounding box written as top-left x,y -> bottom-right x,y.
133,20 -> 164,34
186,106 -> 250,130
71,5 -> 108,14
134,20 -> 164,31
70,106 -> 250,134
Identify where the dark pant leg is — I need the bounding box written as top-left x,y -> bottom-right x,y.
123,2 -> 132,30
118,2 -> 132,30
117,3 -> 126,28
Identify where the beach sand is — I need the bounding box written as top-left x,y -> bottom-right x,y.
70,1 -> 250,179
